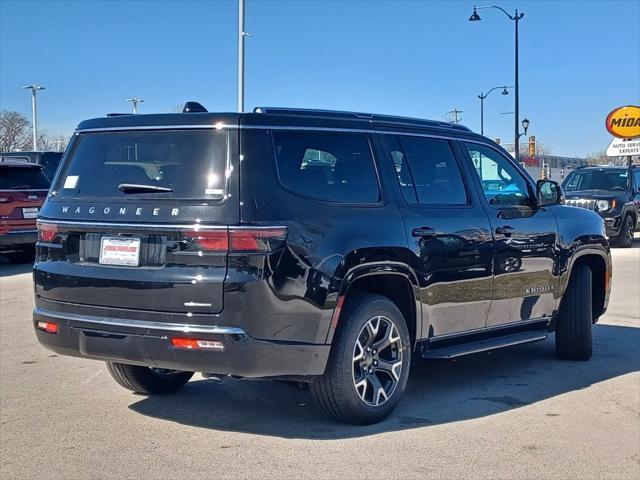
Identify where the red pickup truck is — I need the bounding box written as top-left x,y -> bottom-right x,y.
0,160 -> 50,263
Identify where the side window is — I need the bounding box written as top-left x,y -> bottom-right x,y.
634,170 -> 640,192
464,142 -> 531,208
272,130 -> 380,203
387,135 -> 468,205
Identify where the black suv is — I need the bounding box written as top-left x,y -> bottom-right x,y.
562,165 -> 639,247
33,107 -> 611,424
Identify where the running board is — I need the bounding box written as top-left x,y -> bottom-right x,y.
421,330 -> 548,360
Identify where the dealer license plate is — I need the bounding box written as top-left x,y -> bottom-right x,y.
99,237 -> 141,266
22,207 -> 39,219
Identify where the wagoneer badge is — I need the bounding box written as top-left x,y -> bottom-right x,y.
61,205 -> 180,216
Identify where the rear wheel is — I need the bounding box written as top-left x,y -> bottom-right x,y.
5,247 -> 35,264
106,362 -> 193,394
555,264 -> 593,361
311,294 -> 411,425
611,215 -> 634,248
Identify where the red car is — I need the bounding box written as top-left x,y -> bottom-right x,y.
0,160 -> 50,263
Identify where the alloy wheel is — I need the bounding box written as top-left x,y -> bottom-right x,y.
352,315 -> 403,407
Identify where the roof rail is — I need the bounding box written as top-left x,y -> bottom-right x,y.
253,107 -> 471,132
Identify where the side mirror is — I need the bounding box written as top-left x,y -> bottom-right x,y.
536,180 -> 564,207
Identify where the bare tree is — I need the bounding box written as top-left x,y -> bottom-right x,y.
0,111 -> 32,152
38,131 -> 69,152
585,150 -> 630,166
535,141 -> 553,156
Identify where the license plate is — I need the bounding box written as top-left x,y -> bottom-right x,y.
22,207 -> 39,219
99,237 -> 141,266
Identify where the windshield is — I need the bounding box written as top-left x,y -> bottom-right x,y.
0,167 -> 50,190
52,129 -> 228,200
562,169 -> 629,192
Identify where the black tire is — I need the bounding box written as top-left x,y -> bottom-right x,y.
611,215 -> 634,248
106,362 -> 193,394
5,248 -> 35,264
311,294 -> 411,425
555,264 -> 593,361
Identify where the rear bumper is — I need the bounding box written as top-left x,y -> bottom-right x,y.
0,230 -> 37,250
33,307 -> 330,378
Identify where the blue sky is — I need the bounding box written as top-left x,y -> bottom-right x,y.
1,0 -> 638,157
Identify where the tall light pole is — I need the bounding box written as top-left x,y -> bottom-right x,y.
22,85 -> 45,151
126,98 -> 144,114
237,0 -> 252,113
478,85 -> 512,136
470,5 -> 524,160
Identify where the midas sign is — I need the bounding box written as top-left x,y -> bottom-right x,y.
606,105 -> 640,139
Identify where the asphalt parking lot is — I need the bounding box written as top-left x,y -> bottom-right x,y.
1,240 -> 638,480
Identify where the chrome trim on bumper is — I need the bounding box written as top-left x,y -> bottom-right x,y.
33,307 -> 246,335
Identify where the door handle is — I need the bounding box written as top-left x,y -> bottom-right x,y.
412,226 -> 436,237
496,225 -> 516,236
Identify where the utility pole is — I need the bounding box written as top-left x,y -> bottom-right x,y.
22,85 -> 45,151
237,0 -> 251,113
446,108 -> 463,124
126,98 -> 144,114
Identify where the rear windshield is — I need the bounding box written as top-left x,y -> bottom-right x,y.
0,167 -> 50,190
562,169 -> 628,191
52,129 -> 228,200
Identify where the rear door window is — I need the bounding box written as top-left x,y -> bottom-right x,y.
387,135 -> 468,205
0,167 -> 50,190
52,129 -> 228,200
272,130 -> 380,203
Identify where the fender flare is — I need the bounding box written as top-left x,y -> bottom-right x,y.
557,245 -> 611,313
325,261 -> 422,344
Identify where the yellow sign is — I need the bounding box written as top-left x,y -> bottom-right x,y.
528,136 -> 536,157
606,105 -> 640,139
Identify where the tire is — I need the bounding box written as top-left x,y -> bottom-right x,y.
311,294 -> 411,425
5,248 -> 35,264
555,264 -> 593,361
106,362 -> 193,394
611,215 -> 634,248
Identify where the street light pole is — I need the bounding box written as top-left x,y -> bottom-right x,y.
237,0 -> 252,113
478,85 -> 511,136
22,85 -> 45,151
469,5 -> 525,160
126,98 -> 144,114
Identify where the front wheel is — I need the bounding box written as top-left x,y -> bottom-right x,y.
611,215 -> 634,248
555,264 -> 593,361
106,362 -> 193,394
311,294 -> 411,425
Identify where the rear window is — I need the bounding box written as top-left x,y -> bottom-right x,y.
272,130 -> 380,203
52,130 -> 228,200
0,167 -> 50,190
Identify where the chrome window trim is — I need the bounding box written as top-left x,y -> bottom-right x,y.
76,124 -> 235,133
37,219 -> 286,231
34,307 -> 246,335
75,123 -> 466,142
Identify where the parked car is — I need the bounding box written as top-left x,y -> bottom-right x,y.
0,151 -> 64,181
0,160 -> 50,263
32,106 -> 611,424
562,165 -> 639,247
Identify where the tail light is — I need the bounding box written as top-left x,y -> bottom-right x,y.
183,230 -> 229,252
37,222 -> 59,242
183,227 -> 287,254
230,227 -> 287,252
0,196 -> 13,203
